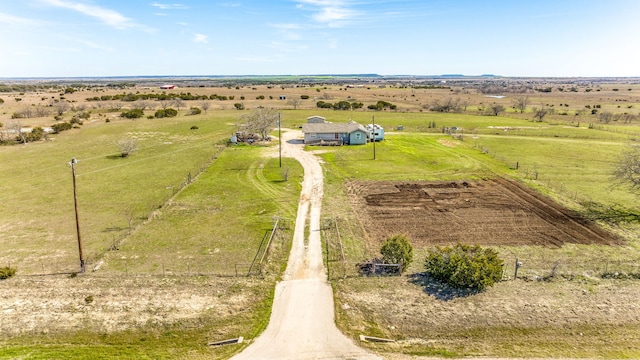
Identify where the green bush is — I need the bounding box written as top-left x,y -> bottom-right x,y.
52,121 -> 72,133
0,266 -> 16,280
380,234 -> 413,269
121,108 -> 144,119
154,108 -> 178,118
300,95 -> 310,99
425,243 -> 503,291
189,107 -> 201,115
24,126 -> 44,142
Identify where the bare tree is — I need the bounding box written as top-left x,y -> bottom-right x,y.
431,98 -> 461,113
134,100 -> 150,111
117,138 -> 138,157
597,111 -> 613,124
287,98 -> 301,110
158,100 -> 171,111
532,106 -> 552,122
34,106 -> 51,118
108,101 -> 123,111
7,120 -> 26,144
173,98 -> 185,111
200,99 -> 211,113
55,101 -> 70,116
613,143 -> 640,192
513,96 -> 529,113
239,107 -> 279,141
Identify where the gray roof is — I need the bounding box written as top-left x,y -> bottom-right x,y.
302,122 -> 367,134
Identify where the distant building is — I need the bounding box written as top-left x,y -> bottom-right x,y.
307,115 -> 326,124
160,85 -> 175,89
279,95 -> 286,100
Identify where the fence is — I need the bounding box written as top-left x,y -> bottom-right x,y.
13,216 -> 292,278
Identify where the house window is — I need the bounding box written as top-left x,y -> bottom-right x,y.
335,133 -> 339,139
356,133 -> 362,140
310,133 -> 316,138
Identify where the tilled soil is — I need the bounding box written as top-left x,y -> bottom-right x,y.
348,178 -> 623,248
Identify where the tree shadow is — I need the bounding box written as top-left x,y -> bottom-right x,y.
106,154 -> 124,160
287,139 -> 304,145
408,272 -> 480,301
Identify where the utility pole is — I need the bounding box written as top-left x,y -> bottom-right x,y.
278,112 -> 282,167
70,158 -> 85,273
372,115 -> 376,160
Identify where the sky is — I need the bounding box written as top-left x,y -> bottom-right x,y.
1,0 -> 639,78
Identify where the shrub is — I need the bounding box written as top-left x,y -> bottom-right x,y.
154,108 -> 178,118
23,126 -> 44,142
380,234 -> 413,269
120,108 -> 144,119
425,243 -> 503,291
234,103 -> 245,110
51,121 -> 72,133
0,266 -> 16,280
300,95 -> 310,99
189,107 -> 201,115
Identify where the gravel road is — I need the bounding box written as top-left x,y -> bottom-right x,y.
231,130 -> 381,360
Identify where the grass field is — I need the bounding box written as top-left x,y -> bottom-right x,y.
2,81 -> 640,359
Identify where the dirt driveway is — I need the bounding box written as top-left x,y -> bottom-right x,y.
231,130 -> 381,359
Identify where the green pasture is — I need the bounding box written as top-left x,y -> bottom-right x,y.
105,144 -> 302,275
0,111 -> 237,273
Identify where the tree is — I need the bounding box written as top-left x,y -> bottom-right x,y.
513,96 -> 529,113
54,101 -> 70,116
7,120 -> 26,144
200,99 -> 211,113
613,143 -> 640,192
486,103 -> 505,116
173,98 -> 185,111
380,234 -> 413,269
120,108 -> 144,119
287,98 -> 301,110
425,243 -> 503,291
430,98 -> 460,113
532,106 -> 551,122
240,107 -> 278,141
117,138 -> 137,157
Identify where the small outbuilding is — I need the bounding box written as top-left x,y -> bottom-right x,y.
160,85 -> 175,89
365,124 -> 385,141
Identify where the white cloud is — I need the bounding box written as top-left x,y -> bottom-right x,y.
193,33 -> 208,44
0,12 -> 40,25
38,0 -> 154,31
295,0 -> 357,27
80,40 -> 114,52
269,23 -> 303,40
151,3 -> 189,10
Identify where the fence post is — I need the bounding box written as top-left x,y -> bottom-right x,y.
514,258 -> 522,280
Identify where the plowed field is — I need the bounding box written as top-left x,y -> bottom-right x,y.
348,178 -> 622,248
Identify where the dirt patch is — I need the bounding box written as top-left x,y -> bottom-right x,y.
348,178 -> 623,248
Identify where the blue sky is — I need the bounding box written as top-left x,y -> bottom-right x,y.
1,0 -> 639,77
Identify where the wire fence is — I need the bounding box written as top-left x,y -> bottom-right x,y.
13,216 -> 293,278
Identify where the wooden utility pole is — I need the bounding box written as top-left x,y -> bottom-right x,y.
278,112 -> 282,167
70,158 -> 85,273
372,115 -> 376,160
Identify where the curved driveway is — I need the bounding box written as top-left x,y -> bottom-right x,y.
231,130 -> 381,360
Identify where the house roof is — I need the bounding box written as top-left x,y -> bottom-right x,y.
302,122 -> 367,134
